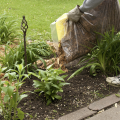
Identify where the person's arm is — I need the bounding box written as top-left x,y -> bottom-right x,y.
80,0 -> 104,12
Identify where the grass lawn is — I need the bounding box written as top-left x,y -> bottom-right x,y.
0,0 -> 83,40
0,0 -> 120,40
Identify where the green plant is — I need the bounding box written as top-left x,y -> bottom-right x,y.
30,64 -> 70,105
90,90 -> 104,99
0,63 -> 31,120
68,28 -> 120,80
0,13 -> 20,44
0,42 -> 24,71
0,40 -> 54,71
26,40 -> 54,65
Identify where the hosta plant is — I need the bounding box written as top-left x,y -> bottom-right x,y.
30,64 -> 70,105
68,28 -> 120,80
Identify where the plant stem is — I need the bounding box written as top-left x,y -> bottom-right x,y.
13,85 -> 18,120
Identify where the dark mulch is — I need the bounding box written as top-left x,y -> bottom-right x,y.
17,65 -> 120,120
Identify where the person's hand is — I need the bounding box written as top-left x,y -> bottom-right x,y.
67,5 -> 83,22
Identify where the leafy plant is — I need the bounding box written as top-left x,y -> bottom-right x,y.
30,64 -> 70,105
0,40 -> 54,71
0,42 -> 24,71
0,63 -> 30,120
0,13 -> 20,44
26,40 -> 53,65
68,28 -> 120,80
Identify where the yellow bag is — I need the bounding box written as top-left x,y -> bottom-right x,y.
50,13 -> 68,48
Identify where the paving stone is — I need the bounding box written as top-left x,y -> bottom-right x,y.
58,107 -> 96,120
89,93 -> 120,111
87,105 -> 120,120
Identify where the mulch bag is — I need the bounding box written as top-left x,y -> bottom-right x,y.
51,0 -> 120,64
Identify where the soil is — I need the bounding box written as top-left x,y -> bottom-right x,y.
18,64 -> 120,120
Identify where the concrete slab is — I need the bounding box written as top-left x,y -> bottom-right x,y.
58,107 -> 96,120
87,105 -> 120,120
89,93 -> 120,111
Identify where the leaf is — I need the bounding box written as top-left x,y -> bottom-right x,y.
46,91 -> 51,95
54,95 -> 62,100
47,99 -> 52,105
4,94 -> 9,102
15,82 -> 24,88
46,64 -> 53,70
1,87 -> 8,93
59,89 -> 63,92
45,83 -> 50,90
28,72 -> 40,79
68,63 -> 94,80
61,75 -> 68,79
115,94 -> 120,97
33,80 -> 42,88
1,67 -> 7,72
17,108 -> 25,120
19,94 -> 28,102
16,64 -> 24,73
7,86 -> 15,97
38,70 -> 46,78
55,76 -> 64,81
12,92 -> 19,102
34,89 -> 42,93
51,83 -> 60,89
4,72 -> 17,80
59,82 -> 70,87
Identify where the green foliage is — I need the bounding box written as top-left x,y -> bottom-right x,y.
26,40 -> 53,64
0,40 -> 53,71
68,28 -> 120,80
0,63 -> 31,120
30,64 -> 70,105
0,65 -> 7,75
0,42 -> 24,71
0,13 -> 20,44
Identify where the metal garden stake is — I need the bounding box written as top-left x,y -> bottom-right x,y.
21,16 -> 28,74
